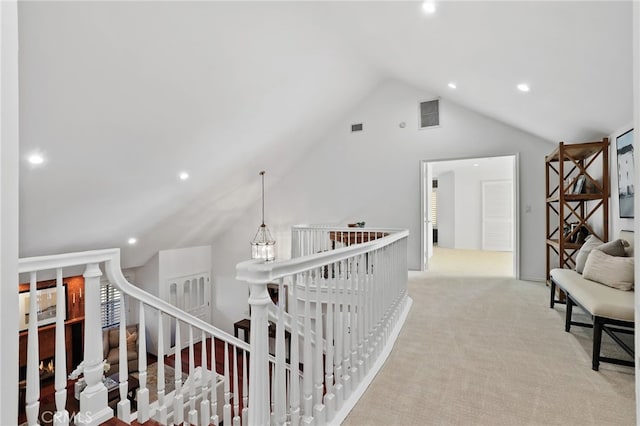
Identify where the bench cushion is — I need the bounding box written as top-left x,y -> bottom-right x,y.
551,268 -> 634,322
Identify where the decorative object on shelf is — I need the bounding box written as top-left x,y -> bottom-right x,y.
251,170 -> 276,261
616,128 -> 634,218
18,283 -> 67,331
572,175 -> 585,194
348,221 -> 366,228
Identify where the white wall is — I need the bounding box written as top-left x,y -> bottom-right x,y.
209,79 -> 556,334
435,171 -> 455,249
0,1 -> 19,422
134,245 -> 212,355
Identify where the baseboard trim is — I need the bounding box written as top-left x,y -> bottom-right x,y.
520,275 -> 546,283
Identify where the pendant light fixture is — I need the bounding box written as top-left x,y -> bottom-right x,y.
251,170 -> 276,261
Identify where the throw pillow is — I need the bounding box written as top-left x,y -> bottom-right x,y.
583,249 -> 634,291
126,330 -> 137,351
575,235 -> 603,274
595,239 -> 628,257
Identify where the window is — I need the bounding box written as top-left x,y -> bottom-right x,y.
101,281 -> 121,328
431,189 -> 437,228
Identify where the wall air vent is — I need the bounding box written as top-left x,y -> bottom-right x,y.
351,123 -> 363,132
419,99 -> 440,129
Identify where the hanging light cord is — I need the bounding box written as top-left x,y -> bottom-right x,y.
260,170 -> 266,226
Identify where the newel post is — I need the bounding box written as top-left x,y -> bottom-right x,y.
247,281 -> 271,426
76,263 -> 113,426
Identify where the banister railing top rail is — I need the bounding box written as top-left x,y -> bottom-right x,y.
237,228 -> 409,283
19,248 -> 249,351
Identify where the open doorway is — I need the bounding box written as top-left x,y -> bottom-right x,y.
420,155 -> 519,278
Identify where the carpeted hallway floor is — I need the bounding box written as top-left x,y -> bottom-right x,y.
343,271 -> 635,425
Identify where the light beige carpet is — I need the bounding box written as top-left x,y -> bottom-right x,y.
429,247 -> 513,277
343,271 -> 635,425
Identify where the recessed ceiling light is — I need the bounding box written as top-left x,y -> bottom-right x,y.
517,83 -> 530,92
28,153 -> 44,165
448,83 -> 457,89
422,1 -> 436,14
178,171 -> 189,181
127,237 -> 137,245
473,163 -> 480,167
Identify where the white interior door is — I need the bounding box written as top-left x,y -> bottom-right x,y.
482,180 -> 513,251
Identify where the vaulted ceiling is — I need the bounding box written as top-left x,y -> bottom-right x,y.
18,1 -> 633,267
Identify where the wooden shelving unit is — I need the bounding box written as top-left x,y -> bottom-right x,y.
545,138 -> 609,287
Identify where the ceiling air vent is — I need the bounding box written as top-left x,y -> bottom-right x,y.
419,99 -> 440,129
351,123 -> 363,132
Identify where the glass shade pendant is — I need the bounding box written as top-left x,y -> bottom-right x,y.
251,171 -> 275,261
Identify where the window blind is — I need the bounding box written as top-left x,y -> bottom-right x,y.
100,281 -> 121,328
431,190 -> 437,228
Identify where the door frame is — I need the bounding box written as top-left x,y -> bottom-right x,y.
420,154 -> 520,279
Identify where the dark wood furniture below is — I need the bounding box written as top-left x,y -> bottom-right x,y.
18,317 -> 85,382
234,318 -> 291,359
329,230 -> 389,248
18,274 -> 86,386
105,373 -> 139,410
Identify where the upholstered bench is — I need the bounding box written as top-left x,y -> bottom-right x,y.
549,230 -> 634,371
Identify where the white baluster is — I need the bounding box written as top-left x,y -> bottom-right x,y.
155,312 -> 167,424
200,331 -> 210,426
116,296 -> 131,424
350,257 -> 360,387
342,260 -> 352,399
313,268 -> 325,423
333,263 -> 344,410
246,280 -> 272,426
376,248 -> 382,342
274,279 -> 286,426
302,272 -> 313,424
54,269 -> 69,426
135,301 -> 149,423
289,275 -> 301,426
223,342 -> 232,425
270,362 -> 275,424
366,253 -> 374,370
242,350 -> 248,426
357,253 -> 366,376
173,321 -> 184,425
210,337 -> 219,426
77,263 -> 112,426
233,345 -> 241,426
323,264 -> 336,421
25,272 -> 40,426
188,325 -> 198,425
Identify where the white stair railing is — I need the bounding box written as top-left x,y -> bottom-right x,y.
18,249 -> 247,426
237,225 -> 412,426
17,224 -> 411,426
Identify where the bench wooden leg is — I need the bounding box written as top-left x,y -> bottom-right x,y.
549,279 -> 556,308
592,317 -> 603,371
565,295 -> 573,332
